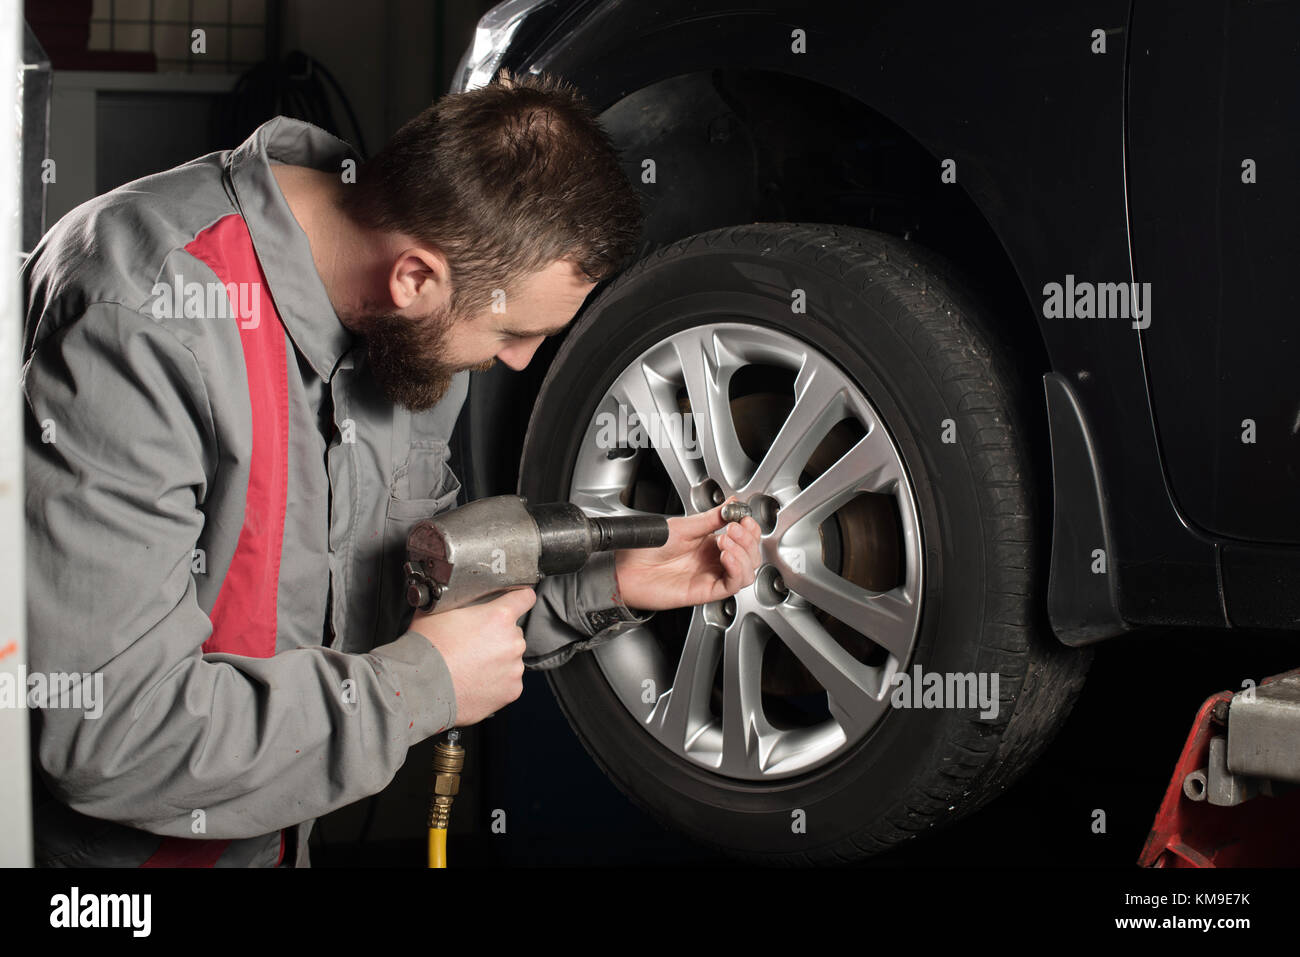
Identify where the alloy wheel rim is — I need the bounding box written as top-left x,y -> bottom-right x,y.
567,322 -> 924,780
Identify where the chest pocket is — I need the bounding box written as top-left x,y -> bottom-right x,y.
387,439 -> 463,519
373,373 -> 469,643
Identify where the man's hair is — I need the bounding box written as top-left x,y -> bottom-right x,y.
341,68 -> 644,318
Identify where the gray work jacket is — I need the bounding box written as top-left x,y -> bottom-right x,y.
20,117 -> 646,867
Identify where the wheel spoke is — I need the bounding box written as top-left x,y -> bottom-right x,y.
672,330 -> 752,493
610,364 -> 700,505
719,618 -> 771,776
764,604 -> 888,739
648,608 -> 721,749
775,424 -> 902,533
743,356 -> 848,496
781,560 -> 917,662
591,622 -> 668,706
569,483 -> 630,515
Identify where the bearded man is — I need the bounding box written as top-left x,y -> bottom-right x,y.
21,69 -> 761,867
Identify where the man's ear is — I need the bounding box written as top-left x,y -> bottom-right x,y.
388,246 -> 449,312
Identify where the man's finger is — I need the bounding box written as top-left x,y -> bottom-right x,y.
675,496 -> 750,537
673,501 -> 728,536
718,528 -> 757,586
738,525 -> 761,577
718,538 -> 743,587
734,517 -> 762,556
722,519 -> 760,567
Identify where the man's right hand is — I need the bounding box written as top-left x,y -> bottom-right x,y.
407,587 -> 536,726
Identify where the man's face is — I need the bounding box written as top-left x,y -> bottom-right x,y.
353,259 -> 595,412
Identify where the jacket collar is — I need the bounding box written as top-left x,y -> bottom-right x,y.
227,116 -> 359,380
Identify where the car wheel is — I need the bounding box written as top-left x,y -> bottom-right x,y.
519,222 -> 1092,864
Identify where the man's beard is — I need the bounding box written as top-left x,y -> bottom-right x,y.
352,305 -> 493,412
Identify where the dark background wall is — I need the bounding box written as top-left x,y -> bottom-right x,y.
30,0 -> 495,225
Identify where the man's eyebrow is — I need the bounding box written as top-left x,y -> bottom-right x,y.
501,322 -> 570,338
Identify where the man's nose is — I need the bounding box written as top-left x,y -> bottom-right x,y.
496,337 -> 544,371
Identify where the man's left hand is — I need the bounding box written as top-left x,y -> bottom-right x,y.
613,500 -> 763,612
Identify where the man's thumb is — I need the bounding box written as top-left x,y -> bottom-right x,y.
498,586 -> 538,617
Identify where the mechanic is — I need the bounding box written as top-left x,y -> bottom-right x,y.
21,69 -> 762,867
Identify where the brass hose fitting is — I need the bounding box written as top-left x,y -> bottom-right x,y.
428,730 -> 464,831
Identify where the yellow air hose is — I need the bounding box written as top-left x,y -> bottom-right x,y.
427,729 -> 464,868
428,828 -> 447,868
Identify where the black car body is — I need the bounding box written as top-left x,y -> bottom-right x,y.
449,0 -> 1299,863
459,0 -> 1299,638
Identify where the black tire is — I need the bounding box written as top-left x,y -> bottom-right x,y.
519,223 -> 1091,864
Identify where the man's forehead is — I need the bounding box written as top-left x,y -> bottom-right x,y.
528,257 -> 592,291
496,259 -> 595,333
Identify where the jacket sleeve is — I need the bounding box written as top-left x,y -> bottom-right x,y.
24,301 -> 455,841
522,543 -> 655,670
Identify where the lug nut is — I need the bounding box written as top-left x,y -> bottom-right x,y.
720,501 -> 751,524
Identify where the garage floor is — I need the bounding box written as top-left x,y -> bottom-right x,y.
312,626 -> 1298,867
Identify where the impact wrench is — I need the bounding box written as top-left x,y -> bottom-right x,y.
403,494 -> 731,866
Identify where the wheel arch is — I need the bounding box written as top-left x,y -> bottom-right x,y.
459,67 -> 1053,502
473,0 -> 1231,633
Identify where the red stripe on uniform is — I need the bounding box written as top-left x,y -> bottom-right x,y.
190,213 -> 288,658
142,214 -> 290,868
141,838 -> 231,868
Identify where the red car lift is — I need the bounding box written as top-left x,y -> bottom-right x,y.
1141,670 -> 1300,867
